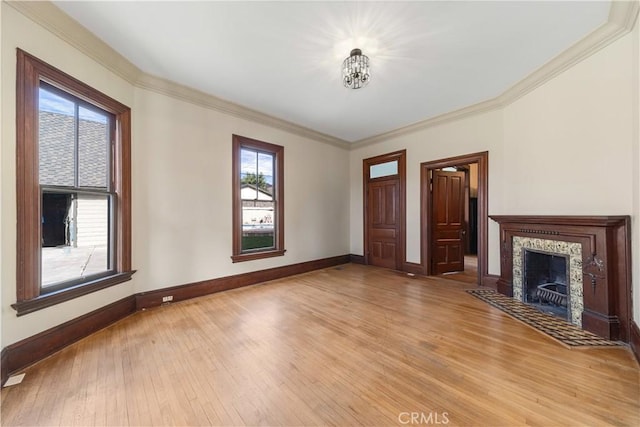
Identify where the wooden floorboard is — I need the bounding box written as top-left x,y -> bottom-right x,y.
2,263 -> 638,426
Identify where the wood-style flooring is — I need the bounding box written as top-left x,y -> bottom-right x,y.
2,263 -> 639,426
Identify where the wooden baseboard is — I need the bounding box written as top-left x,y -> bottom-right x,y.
136,254 -> 351,310
1,254 -> 352,385
1,347 -> 8,387
481,274 -> 499,289
403,262 -> 424,275
630,320 -> 640,365
350,254 -> 365,264
1,295 -> 136,386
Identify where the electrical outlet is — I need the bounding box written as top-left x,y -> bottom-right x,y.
162,295 -> 173,303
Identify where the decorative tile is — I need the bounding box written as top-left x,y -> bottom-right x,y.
512,236 -> 583,327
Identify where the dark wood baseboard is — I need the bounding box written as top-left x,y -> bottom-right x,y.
1,255 -> 352,386
582,310 -> 621,342
403,262 -> 424,275
1,295 -> 136,386
136,255 -> 351,310
630,320 -> 640,365
1,347 -> 8,387
350,254 -> 365,264
481,274 -> 499,289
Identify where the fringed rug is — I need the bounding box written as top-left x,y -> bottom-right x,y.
466,289 -> 622,347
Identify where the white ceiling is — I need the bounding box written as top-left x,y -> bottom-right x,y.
53,1 -> 611,143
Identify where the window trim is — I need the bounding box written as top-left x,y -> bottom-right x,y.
13,49 -> 134,316
231,134 -> 285,263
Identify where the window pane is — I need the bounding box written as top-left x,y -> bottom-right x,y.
240,148 -> 257,177
370,160 -> 398,179
240,149 -> 275,251
79,106 -> 109,188
258,152 -> 274,196
39,87 -> 75,186
242,200 -> 275,251
41,192 -> 112,288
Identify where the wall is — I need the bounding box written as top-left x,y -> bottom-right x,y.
1,4 -> 135,346
132,88 -> 350,292
633,14 -> 640,326
0,1 -> 4,349
350,26 -> 637,295
503,27 -> 636,325
350,109 -> 504,272
0,3 -> 350,348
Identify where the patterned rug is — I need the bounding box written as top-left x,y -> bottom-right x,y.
466,289 -> 622,347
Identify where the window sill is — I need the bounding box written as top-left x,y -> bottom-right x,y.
12,271 -> 136,316
231,249 -> 286,263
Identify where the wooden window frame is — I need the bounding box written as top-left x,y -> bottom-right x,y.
231,134 -> 285,263
13,49 -> 134,316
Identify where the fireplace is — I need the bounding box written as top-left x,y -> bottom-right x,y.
524,250 -> 569,320
490,216 -> 631,342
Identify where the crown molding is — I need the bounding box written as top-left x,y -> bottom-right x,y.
6,1 -> 142,84
6,1 -> 638,151
350,97 -> 503,149
498,0 -> 639,107
136,74 -> 349,149
5,0 -> 350,150
351,0 -> 639,150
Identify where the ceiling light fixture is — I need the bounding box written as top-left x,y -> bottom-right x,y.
342,48 -> 370,89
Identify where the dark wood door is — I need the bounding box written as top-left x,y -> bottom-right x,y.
432,170 -> 465,274
367,179 -> 400,269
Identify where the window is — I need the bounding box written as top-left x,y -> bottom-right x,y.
14,49 -> 133,315
231,135 -> 285,262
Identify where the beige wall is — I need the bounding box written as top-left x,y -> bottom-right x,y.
0,3 -> 350,347
1,4 -> 136,346
132,88 -> 350,292
349,25 -> 638,320
0,1 -> 4,348
502,35 -> 634,216
632,15 -> 640,325
349,110 -> 504,271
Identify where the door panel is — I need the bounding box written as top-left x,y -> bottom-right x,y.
432,170 -> 465,274
367,179 -> 400,269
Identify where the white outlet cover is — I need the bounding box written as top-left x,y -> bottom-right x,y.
3,373 -> 25,387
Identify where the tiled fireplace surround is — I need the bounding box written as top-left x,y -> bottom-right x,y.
490,216 -> 632,342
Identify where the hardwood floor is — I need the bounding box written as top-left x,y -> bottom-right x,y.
2,264 -> 638,426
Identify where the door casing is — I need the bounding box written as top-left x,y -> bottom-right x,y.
363,150 -> 406,270
420,151 -> 488,284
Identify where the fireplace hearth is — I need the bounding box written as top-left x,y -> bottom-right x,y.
490,215 -> 631,342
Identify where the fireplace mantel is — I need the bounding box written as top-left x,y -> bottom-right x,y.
490,215 -> 631,342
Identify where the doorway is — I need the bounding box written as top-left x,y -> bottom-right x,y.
420,152 -> 488,285
363,150 -> 406,270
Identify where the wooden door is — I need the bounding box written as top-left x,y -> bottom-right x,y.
367,180 -> 400,269
432,170 -> 465,274
363,150 -> 405,271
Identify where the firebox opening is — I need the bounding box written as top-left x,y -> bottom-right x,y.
524,250 -> 569,320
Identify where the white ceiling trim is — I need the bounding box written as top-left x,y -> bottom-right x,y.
351,0 -> 639,149
6,0 -> 142,85
499,0 -> 639,107
6,0 -> 350,149
6,1 -> 639,151
136,74 -> 349,149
